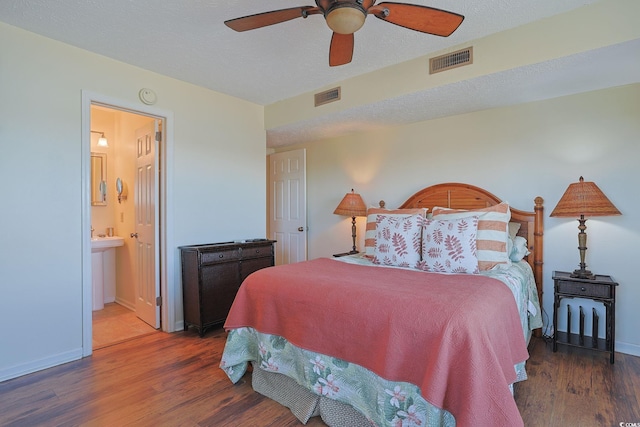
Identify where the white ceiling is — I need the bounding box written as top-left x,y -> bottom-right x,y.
2,0 -> 639,147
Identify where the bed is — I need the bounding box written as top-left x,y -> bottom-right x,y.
220,183 -> 544,427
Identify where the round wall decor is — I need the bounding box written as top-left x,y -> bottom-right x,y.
138,88 -> 157,105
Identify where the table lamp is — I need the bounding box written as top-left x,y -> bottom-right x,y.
333,189 -> 367,254
550,176 -> 621,279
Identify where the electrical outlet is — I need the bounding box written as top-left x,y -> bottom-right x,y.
120,212 -> 124,222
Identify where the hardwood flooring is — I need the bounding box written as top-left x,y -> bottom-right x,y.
515,336 -> 640,426
1,329 -> 638,426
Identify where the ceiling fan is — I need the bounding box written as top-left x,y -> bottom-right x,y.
224,0 -> 464,67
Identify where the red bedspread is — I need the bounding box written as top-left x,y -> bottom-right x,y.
224,258 -> 528,427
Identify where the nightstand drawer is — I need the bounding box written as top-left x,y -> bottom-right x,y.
556,280 -> 612,298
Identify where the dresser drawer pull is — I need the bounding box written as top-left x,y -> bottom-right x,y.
219,254 -> 224,258
581,286 -> 586,291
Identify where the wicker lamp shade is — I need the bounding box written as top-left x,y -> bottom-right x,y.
334,190 -> 367,217
550,176 -> 620,279
334,189 -> 367,254
550,177 -> 621,218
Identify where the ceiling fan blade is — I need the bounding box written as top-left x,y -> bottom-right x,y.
372,3 -> 464,36
225,6 -> 317,32
329,32 -> 354,67
315,0 -> 333,11
360,0 -> 378,9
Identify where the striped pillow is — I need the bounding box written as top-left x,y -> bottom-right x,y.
364,207 -> 428,259
431,202 -> 511,271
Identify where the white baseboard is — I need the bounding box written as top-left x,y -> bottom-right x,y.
115,297 -> 135,311
0,348 -> 83,383
616,340 -> 640,358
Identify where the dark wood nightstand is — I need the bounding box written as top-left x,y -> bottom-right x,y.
553,271 -> 618,363
333,251 -> 357,257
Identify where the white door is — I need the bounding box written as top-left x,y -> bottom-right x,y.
133,120 -> 160,328
269,149 -> 307,265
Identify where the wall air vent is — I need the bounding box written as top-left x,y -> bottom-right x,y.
429,47 -> 473,74
314,87 -> 341,107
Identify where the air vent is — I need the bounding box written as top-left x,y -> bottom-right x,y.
314,87 -> 341,107
429,47 -> 473,74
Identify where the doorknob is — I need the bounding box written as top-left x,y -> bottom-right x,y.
130,232 -> 139,238
298,227 -> 304,232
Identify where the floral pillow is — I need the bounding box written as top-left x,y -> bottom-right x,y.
364,207 -> 427,259
372,214 -> 422,268
417,216 -> 479,274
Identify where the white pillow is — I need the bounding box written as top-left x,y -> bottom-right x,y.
372,214 -> 422,268
510,236 -> 530,262
509,221 -> 521,240
417,216 -> 480,274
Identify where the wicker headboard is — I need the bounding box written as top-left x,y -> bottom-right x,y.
387,183 -> 544,331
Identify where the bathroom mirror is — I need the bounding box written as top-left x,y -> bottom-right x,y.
116,177 -> 123,195
115,177 -> 127,204
91,152 -> 107,206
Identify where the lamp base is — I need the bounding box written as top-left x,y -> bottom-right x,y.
571,268 -> 595,280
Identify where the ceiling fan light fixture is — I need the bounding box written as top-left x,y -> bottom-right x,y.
325,4 -> 366,35
224,2 -> 464,66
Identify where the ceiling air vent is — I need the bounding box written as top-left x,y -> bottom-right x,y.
314,87 -> 341,107
429,47 -> 473,74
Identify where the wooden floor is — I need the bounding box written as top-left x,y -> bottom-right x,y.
1,329 -> 638,426
515,336 -> 640,426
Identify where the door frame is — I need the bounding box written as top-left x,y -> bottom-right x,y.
81,91 -> 175,357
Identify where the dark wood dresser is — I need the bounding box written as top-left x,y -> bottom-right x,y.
180,239 -> 276,336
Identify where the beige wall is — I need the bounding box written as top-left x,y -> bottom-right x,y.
274,83 -> 640,357
0,22 -> 266,380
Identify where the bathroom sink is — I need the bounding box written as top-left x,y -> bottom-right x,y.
91,236 -> 124,311
91,236 -> 125,252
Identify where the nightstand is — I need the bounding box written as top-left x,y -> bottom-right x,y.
553,271 -> 618,363
333,251 -> 356,257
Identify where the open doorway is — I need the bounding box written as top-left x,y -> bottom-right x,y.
90,105 -> 160,349
81,91 -> 176,357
